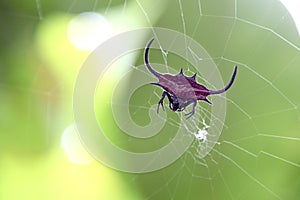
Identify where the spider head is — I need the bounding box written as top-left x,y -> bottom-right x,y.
170,102 -> 179,111
170,96 -> 185,112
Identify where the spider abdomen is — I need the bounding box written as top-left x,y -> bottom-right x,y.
153,72 -> 210,101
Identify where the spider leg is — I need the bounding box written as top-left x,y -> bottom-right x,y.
185,100 -> 197,119
157,91 -> 172,113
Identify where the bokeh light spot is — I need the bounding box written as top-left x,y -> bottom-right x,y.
67,12 -> 113,51
280,0 -> 300,35
61,124 -> 94,165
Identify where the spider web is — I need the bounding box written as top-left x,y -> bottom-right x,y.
93,0 -> 300,198
98,0 -> 300,199
1,0 -> 300,199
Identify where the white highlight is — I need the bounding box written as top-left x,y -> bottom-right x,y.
280,0 -> 300,35
61,124 -> 94,165
67,12 -> 112,51
193,119 -> 210,142
194,129 -> 208,142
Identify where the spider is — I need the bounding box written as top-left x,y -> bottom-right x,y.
144,38 -> 237,119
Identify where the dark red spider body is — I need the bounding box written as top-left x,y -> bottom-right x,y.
152,71 -> 211,103
144,38 -> 237,118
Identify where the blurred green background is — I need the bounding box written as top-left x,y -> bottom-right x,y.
1,0 -> 300,199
